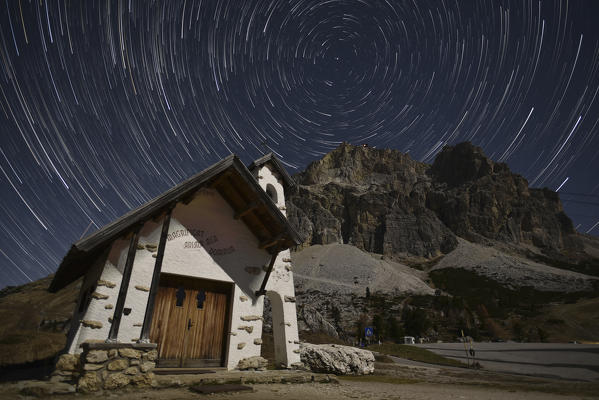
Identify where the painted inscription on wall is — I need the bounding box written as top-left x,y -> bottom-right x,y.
167,228 -> 235,256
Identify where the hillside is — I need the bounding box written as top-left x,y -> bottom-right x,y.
293,243 -> 433,296
0,275 -> 80,376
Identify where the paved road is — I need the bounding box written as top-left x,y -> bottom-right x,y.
416,342 -> 599,381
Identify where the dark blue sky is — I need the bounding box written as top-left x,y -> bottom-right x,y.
1,0 -> 598,288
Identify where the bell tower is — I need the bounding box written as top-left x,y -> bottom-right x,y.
248,154 -> 301,367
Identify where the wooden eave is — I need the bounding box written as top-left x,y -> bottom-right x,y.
49,155 -> 301,292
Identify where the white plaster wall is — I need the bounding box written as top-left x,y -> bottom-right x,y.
118,219 -> 164,343
66,252 -> 107,353
144,188 -> 272,369
227,285 -> 265,369
168,189 -> 271,369
97,187 -> 270,352
70,238 -> 130,353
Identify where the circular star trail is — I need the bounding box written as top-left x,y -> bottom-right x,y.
1,0 -> 599,287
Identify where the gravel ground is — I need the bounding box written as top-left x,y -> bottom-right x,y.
2,380 -> 595,400
3,355 -> 599,400
293,244 -> 433,295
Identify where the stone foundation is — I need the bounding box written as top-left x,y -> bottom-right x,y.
52,343 -> 157,392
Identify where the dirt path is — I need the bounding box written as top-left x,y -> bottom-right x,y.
3,380 -> 595,400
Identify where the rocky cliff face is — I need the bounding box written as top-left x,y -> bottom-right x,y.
287,142 -> 583,260
287,143 -> 457,259
427,142 -> 580,256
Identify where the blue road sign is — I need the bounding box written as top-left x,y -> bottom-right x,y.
365,326 -> 374,337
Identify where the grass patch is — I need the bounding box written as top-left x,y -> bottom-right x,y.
526,251 -> 599,277
338,375 -> 422,385
374,353 -> 394,363
369,343 -> 467,368
429,268 -> 596,319
0,334 -> 27,345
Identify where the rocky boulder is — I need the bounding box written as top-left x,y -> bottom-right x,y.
299,343 -> 374,375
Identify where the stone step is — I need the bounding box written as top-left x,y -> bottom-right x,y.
153,368 -> 219,375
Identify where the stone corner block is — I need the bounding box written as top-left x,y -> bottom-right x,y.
77,372 -> 101,393
56,353 -> 80,371
237,325 -> 253,334
85,350 -> 108,363
118,348 -> 141,359
237,356 -> 268,370
107,359 -> 129,371
144,349 -> 158,362
81,320 -> 103,329
103,373 -> 131,390
240,315 -> 263,322
140,361 -> 156,373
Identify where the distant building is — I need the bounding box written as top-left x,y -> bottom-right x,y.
50,153 -> 302,369
403,336 -> 415,344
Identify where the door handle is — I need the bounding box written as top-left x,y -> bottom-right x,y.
187,318 -> 194,330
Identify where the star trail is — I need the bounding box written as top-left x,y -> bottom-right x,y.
1,0 -> 599,288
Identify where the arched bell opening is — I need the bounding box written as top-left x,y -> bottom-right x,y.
265,183 -> 279,205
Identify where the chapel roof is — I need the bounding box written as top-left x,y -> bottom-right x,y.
49,154 -> 301,292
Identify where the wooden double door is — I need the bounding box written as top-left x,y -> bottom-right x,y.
149,274 -> 232,367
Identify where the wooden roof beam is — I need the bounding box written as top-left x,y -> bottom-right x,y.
234,201 -> 259,220
217,175 -> 250,204
259,234 -> 286,250
246,211 -> 277,240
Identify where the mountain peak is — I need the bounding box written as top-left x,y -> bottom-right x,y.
288,142 -> 587,261
431,142 -> 495,187
298,142 -> 424,186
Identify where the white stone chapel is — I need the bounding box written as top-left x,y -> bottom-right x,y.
49,154 -> 302,370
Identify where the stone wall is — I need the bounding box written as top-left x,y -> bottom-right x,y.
53,343 -> 157,392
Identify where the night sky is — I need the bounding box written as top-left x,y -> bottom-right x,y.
1,0 -> 599,289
